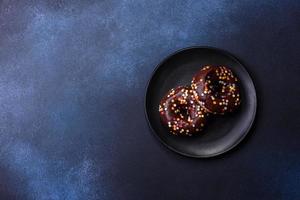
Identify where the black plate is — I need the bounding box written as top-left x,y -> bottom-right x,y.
145,46 -> 257,158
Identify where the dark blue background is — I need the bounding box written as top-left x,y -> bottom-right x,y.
0,0 -> 299,199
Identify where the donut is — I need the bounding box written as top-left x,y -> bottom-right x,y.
159,86 -> 208,136
191,66 -> 241,114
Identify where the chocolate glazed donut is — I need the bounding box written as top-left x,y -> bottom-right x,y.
159,86 -> 208,136
191,66 -> 241,114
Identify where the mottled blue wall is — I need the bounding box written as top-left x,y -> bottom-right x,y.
0,0 -> 299,199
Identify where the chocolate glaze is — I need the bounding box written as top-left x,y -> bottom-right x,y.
159,86 -> 208,136
191,66 -> 241,114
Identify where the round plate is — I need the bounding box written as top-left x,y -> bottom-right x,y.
145,46 -> 257,158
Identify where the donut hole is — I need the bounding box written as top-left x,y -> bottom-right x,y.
208,79 -> 223,97
174,100 -> 190,120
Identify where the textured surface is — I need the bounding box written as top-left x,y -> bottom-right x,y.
0,0 -> 299,199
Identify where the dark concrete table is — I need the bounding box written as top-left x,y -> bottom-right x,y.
0,1 -> 299,199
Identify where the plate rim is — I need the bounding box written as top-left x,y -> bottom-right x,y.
144,46 -> 257,158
